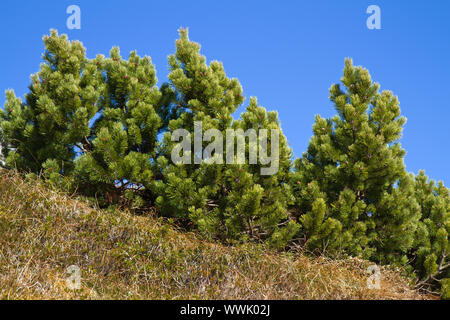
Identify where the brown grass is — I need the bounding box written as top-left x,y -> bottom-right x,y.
0,169 -> 435,300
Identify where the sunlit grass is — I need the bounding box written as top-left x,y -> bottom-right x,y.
0,168 -> 434,300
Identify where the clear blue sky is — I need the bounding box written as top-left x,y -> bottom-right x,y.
0,0 -> 449,184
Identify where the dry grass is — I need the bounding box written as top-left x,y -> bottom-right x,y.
0,169 -> 435,300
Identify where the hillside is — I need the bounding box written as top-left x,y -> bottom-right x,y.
0,169 -> 434,300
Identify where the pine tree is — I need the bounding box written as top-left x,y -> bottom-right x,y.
154,29 -> 299,246
291,59 -> 420,259
73,47 -> 163,208
0,30 -> 103,176
412,171 -> 449,297
374,173 -> 421,264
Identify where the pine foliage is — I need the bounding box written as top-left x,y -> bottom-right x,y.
291,59 -> 418,260
154,29 -> 298,246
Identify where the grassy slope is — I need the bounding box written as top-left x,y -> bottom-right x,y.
0,169 -> 434,300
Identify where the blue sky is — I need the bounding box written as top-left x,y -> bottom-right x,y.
0,0 -> 449,184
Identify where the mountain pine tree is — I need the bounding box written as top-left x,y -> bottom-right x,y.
412,171 -> 449,297
291,59 -> 420,259
73,47 -> 163,208
0,30 -> 171,207
0,30 -> 103,176
154,29 -> 298,246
